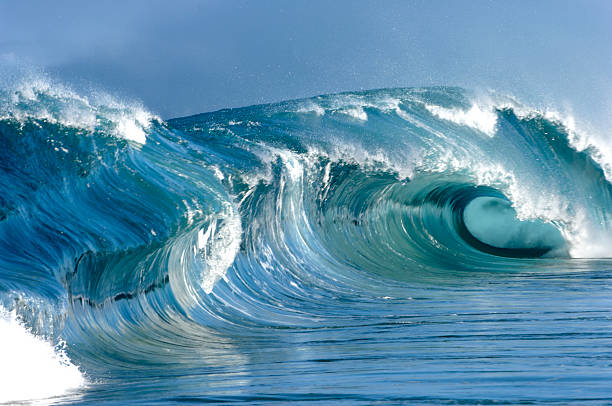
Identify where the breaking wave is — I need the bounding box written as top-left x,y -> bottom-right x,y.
2,76 -> 612,403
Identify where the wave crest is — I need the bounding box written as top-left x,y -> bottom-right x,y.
1,74 -> 158,143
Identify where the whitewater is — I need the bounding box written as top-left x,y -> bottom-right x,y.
1,76 -> 612,404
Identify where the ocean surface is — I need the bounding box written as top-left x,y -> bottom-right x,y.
1,78 -> 612,404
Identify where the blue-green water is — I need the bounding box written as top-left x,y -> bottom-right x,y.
1,80 -> 612,404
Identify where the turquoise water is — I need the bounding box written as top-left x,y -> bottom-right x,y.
1,81 -> 612,404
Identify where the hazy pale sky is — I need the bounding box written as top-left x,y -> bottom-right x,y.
1,0 -> 611,123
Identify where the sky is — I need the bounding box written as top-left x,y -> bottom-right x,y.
1,0 -> 611,125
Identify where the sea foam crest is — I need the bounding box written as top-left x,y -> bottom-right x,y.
0,305 -> 84,403
295,93 -> 406,123
425,103 -> 498,137
1,75 -> 158,144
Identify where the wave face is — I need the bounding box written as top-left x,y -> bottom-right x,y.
2,80 -> 612,404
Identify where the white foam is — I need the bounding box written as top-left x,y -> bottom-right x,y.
335,95 -> 407,122
425,103 -> 498,137
339,106 -> 368,121
306,142 -> 415,181
2,74 -> 158,144
296,94 -> 408,123
197,203 -> 242,294
297,102 -> 325,116
550,208 -> 604,258
0,306 -> 85,403
278,150 -> 305,181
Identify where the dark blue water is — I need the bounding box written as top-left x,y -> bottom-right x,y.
1,79 -> 612,404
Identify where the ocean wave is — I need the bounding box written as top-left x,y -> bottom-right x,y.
2,80 -> 612,402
